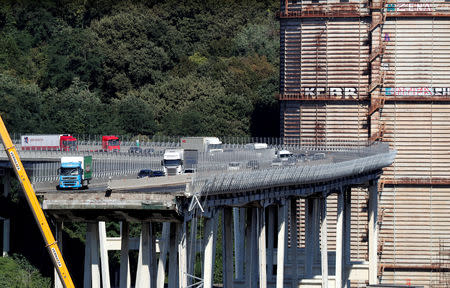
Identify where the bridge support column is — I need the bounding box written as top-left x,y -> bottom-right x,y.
258,205 -> 267,288
84,223 -> 101,288
335,191 -> 344,288
223,208 -> 233,287
276,200 -> 287,288
99,221 -> 111,288
233,207 -> 245,280
136,223 -> 156,288
290,198 -> 299,287
2,172 -> 10,258
120,222 -> 131,288
168,222 -> 178,288
54,222 -> 63,288
343,187 -> 352,288
368,180 -> 379,285
267,206 -> 275,282
157,223 -> 170,288
203,215 -> 217,288
178,221 -> 188,288
320,196 -> 328,288
305,197 -> 319,277
188,217 -> 197,285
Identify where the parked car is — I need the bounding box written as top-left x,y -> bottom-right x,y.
271,158 -> 282,167
142,148 -> 156,155
137,169 -> 165,178
246,160 -> 260,170
137,169 -> 152,178
228,162 -> 241,171
129,146 -> 143,154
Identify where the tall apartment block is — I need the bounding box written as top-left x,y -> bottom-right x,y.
279,0 -> 450,286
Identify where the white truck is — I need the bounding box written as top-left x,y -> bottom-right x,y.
277,150 -> 293,161
180,137 -> 223,153
162,149 -> 184,176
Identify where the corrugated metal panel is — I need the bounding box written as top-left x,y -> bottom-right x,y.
380,102 -> 450,179
381,19 -> 450,100
281,101 -> 368,144
280,19 -> 370,100
379,185 -> 450,286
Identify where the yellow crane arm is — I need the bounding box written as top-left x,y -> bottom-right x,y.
0,116 -> 75,288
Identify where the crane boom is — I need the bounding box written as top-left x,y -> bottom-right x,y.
0,116 -> 75,288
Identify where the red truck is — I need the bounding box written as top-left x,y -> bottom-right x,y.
102,135 -> 120,152
21,134 -> 78,151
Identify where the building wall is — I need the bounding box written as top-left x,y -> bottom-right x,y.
279,0 -> 450,286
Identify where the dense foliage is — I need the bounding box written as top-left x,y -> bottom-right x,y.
0,254 -> 51,288
0,0 -> 280,137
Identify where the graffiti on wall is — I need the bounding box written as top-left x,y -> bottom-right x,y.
385,87 -> 450,96
386,3 -> 433,12
302,87 -> 359,99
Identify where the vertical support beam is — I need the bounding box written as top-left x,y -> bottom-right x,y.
320,196 -> 328,288
223,208 -> 234,288
304,198 -> 314,277
3,171 -> 10,197
2,218 -> 10,257
244,208 -> 251,285
120,222 -> 130,288
203,215 -> 217,288
290,198 -> 299,287
84,223 -> 92,288
178,221 -> 188,288
258,205 -> 267,288
54,222 -> 63,288
343,187 -> 352,288
233,207 -> 245,280
150,224 -> 157,288
369,180 -> 379,285
168,223 -> 178,288
251,208 -> 258,286
2,172 -> 10,258
99,221 -> 111,288
157,223 -> 170,288
335,191 -> 344,288
276,200 -> 287,288
188,217 -> 197,284
136,223 -> 152,288
267,206 -> 275,281
90,223 -> 101,288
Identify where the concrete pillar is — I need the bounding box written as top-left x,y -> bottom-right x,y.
267,206 -> 275,281
157,223 -> 170,288
136,223 -> 155,288
188,217 -> 197,284
203,215 -> 217,288
258,206 -> 267,288
343,187 -> 352,288
233,207 -> 245,280
320,197 -> 328,288
54,222 -> 63,288
223,208 -> 234,288
368,180 -> 379,285
168,223 -> 178,288
120,222 -> 131,288
2,172 -> 10,198
335,191 -> 344,288
84,223 -> 101,288
84,223 -> 92,288
244,208 -> 258,287
290,198 -> 298,287
99,222 -> 111,288
178,221 -> 188,288
304,198 -> 314,277
2,218 -> 10,257
276,200 -> 287,288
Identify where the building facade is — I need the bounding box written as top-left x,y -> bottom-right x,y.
279,0 -> 450,286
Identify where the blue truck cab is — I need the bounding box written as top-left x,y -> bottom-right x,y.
58,156 -> 92,189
